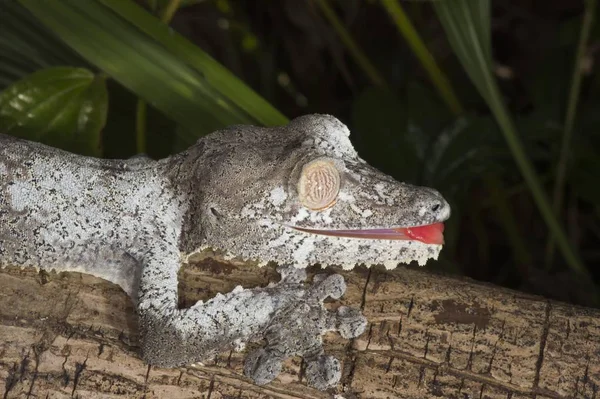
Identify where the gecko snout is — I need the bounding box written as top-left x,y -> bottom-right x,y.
429,196 -> 451,222
412,187 -> 451,223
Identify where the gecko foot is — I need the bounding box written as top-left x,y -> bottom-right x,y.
244,265 -> 367,390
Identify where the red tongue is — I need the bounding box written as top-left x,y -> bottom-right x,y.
292,222 -> 445,245
397,223 -> 445,245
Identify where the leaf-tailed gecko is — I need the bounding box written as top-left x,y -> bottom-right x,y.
0,114 -> 450,390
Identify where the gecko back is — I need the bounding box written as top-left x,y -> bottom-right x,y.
0,134 -> 182,296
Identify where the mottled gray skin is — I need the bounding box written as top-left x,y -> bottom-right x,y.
0,114 -> 450,389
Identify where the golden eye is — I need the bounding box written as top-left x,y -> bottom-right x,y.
298,159 -> 340,210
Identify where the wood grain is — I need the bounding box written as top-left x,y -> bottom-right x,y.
1,258 -> 598,398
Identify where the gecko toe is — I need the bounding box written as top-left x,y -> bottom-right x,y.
335,306 -> 367,338
309,273 -> 346,300
276,264 -> 307,283
244,348 -> 284,386
305,355 -> 342,390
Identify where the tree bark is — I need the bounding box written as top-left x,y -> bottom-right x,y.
0,257 -> 598,399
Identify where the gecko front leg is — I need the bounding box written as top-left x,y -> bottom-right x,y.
136,247 -> 366,390
244,265 -> 366,389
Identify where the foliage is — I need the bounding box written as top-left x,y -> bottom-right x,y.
0,67 -> 107,156
1,0 -> 598,306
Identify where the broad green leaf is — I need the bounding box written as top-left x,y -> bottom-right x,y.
19,0 -> 287,141
0,67 -> 108,156
98,0 -> 287,126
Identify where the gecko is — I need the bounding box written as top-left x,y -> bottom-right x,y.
0,114 -> 450,390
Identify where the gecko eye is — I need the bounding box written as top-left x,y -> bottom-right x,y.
298,158 -> 340,211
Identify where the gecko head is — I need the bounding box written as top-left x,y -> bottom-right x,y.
195,114 -> 450,269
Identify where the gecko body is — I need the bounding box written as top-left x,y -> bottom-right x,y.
0,114 -> 450,389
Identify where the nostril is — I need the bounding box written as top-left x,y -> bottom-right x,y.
431,203 -> 441,212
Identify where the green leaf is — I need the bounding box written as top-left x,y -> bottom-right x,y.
0,2 -> 86,89
433,0 -> 493,102
18,0 -> 287,140
0,67 -> 108,156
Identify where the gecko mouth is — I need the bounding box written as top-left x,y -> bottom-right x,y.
291,222 -> 445,245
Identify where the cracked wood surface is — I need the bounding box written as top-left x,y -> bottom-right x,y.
0,258 -> 599,399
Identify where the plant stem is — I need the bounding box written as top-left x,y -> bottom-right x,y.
160,0 -> 181,24
313,0 -> 386,87
380,0 -> 463,115
545,0 -> 596,266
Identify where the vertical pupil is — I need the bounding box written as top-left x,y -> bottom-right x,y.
308,168 -> 335,206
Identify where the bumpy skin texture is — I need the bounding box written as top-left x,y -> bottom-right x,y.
0,114 -> 450,389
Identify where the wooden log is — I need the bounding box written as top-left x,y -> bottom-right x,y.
0,257 -> 598,398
